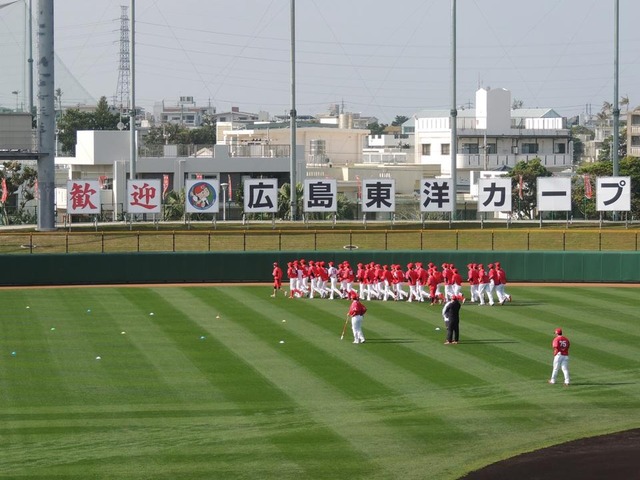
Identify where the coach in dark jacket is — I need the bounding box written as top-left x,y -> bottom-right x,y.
442,295 -> 462,344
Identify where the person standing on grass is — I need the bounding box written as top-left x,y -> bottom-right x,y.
549,328 -> 570,386
271,262 -> 283,297
495,262 -> 512,304
347,290 -> 367,344
467,263 -> 479,303
442,294 -> 462,344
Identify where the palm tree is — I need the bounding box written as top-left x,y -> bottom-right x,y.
620,95 -> 630,114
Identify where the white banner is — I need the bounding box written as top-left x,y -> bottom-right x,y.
596,176 -> 631,212
67,180 -> 101,214
244,178 -> 278,213
185,179 -> 220,214
304,179 -> 337,213
127,179 -> 162,214
477,177 -> 512,212
420,178 -> 452,212
537,177 -> 571,211
361,179 -> 395,213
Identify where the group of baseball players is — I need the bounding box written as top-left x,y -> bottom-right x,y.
271,259 -> 512,306
271,258 -> 571,385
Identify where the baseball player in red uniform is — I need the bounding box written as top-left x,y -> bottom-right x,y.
467,263 -> 479,303
495,262 -> 512,305
405,263 -> 419,302
271,262 -> 283,297
347,290 -> 367,344
549,328 -> 570,386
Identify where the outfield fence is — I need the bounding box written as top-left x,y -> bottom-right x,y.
1,228 -> 638,254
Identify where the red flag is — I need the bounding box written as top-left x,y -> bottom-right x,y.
518,175 -> 524,200
196,173 -> 203,180
584,174 -> 592,199
227,174 -> 232,199
1,178 -> 7,203
162,174 -> 169,198
34,179 -> 39,200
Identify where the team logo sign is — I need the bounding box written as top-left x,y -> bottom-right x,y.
186,180 -> 219,213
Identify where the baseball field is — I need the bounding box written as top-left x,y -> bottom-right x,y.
1,284 -> 638,479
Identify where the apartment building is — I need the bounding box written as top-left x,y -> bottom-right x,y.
414,87 -> 573,188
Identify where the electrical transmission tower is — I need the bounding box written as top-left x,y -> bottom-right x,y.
115,5 -> 130,117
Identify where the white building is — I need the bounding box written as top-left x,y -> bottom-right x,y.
153,96 -> 216,127
414,87 -> 573,189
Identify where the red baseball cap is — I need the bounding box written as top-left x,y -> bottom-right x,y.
555,328 -> 563,335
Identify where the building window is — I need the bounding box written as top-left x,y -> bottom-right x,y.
422,144 -> 431,155
487,143 -> 497,154
441,144 -> 450,155
461,143 -> 479,154
554,143 -> 566,154
521,143 -> 538,154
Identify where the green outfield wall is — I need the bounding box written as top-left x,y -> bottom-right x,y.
1,251 -> 639,286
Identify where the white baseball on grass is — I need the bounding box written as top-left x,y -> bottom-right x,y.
279,340 -> 285,344
435,327 -> 440,331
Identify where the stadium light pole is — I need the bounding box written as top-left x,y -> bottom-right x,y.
449,0 -> 458,223
36,0 -> 55,231
129,0 -> 136,180
612,0 -> 619,177
289,0 -> 297,221
612,0 -> 620,221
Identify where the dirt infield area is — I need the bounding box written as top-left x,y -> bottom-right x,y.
461,428 -> 640,479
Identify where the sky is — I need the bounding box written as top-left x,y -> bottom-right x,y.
0,0 -> 639,124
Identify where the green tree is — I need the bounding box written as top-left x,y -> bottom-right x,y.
56,96 -> 124,156
367,121 -> 387,135
507,158 -> 552,219
277,182 -> 304,220
56,109 -> 92,156
391,115 -> 409,127
163,189 -> 185,221
598,126 -> 627,162
188,124 -> 216,145
92,96 -> 122,130
575,156 -> 640,219
0,161 -> 38,224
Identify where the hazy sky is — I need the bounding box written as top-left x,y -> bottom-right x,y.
1,0 -> 638,123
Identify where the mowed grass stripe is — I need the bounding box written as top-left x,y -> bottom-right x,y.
1,285 -> 639,480
168,286 -> 451,479
5,288 -> 375,479
232,288 -> 564,443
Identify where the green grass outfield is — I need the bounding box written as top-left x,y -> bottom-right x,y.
1,285 -> 638,479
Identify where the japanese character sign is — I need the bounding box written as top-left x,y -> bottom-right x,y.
185,179 -> 219,214
596,176 -> 631,212
420,178 -> 452,212
477,177 -> 512,212
67,180 -> 100,214
127,179 -> 161,214
361,179 -> 395,213
304,179 -> 337,213
537,177 -> 571,211
244,178 -> 278,213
